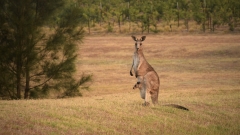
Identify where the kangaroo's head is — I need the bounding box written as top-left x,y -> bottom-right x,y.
131,36 -> 146,52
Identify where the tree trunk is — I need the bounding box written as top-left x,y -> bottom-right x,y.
147,17 -> 150,33
202,20 -> 205,32
118,16 -> 121,32
213,23 -> 215,32
210,16 -> 212,31
16,31 -> 23,99
24,77 -> 30,99
16,60 -> 22,99
185,19 -> 189,32
177,12 -> 179,27
128,19 -> 131,32
24,61 -> 30,99
88,19 -> 90,34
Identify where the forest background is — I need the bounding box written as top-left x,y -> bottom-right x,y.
77,0 -> 240,34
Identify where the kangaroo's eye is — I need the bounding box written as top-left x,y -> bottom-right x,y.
140,43 -> 142,45
135,43 -> 137,46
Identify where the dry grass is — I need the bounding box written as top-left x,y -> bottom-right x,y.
0,34 -> 240,134
78,34 -> 240,96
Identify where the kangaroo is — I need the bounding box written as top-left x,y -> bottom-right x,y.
130,36 -> 189,110
130,36 -> 160,106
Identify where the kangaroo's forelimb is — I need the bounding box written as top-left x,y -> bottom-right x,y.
130,60 -> 134,76
130,59 -> 138,78
130,69 -> 133,76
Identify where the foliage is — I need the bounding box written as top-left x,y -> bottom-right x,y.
0,0 -> 92,99
75,0 -> 240,33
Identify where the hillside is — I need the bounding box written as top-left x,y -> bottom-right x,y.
79,34 -> 240,96
1,35 -> 240,134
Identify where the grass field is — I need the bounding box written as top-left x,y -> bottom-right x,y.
1,34 -> 240,134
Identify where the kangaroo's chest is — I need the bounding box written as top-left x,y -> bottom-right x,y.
133,52 -> 153,76
133,52 -> 140,72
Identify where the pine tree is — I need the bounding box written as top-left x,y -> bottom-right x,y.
0,0 -> 92,99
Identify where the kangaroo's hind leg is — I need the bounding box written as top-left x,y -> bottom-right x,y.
144,71 -> 160,105
150,90 -> 159,105
142,77 -> 151,106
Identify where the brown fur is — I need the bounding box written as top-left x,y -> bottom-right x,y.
130,36 -> 160,106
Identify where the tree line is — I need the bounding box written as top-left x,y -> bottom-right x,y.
77,0 -> 240,33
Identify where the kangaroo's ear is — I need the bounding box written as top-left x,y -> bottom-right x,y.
131,36 -> 137,41
141,36 -> 146,41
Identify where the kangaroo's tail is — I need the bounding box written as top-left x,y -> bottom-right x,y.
163,104 -> 189,111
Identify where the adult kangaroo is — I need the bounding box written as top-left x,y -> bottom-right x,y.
130,36 -> 160,106
130,36 -> 189,111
